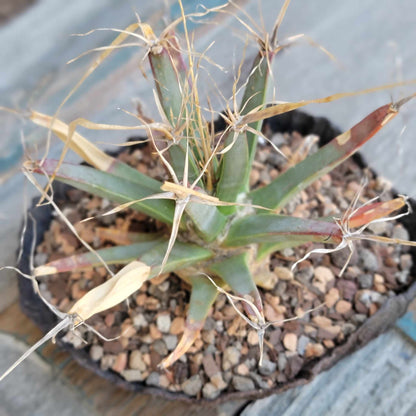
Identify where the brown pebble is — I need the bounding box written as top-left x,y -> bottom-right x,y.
317,325 -> 341,340
336,279 -> 357,301
170,317 -> 185,335
305,343 -> 325,358
71,282 -> 87,301
211,373 -> 227,390
312,315 -> 332,328
274,266 -> 294,281
236,363 -> 250,376
369,303 -> 379,316
323,339 -> 335,349
283,333 -> 298,352
304,325 -> 318,338
159,374 -> 170,388
374,283 -> 387,293
202,354 -> 220,378
313,266 -> 334,293
135,293 -> 146,306
149,324 -> 162,340
112,352 -> 128,373
335,300 -> 352,315
325,288 -> 340,308
384,257 -> 397,267
145,297 -> 161,310
105,313 -> 115,327
374,274 -> 384,285
249,169 -> 260,186
264,303 -> 284,323
103,340 -> 124,354
247,330 -> 259,346
285,353 -> 304,379
355,300 -> 368,314
120,321 -> 136,339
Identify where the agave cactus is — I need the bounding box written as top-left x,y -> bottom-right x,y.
6,0 -> 416,378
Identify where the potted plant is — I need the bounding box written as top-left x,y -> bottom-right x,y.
3,0 -> 416,402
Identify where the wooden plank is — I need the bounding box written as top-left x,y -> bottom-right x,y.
242,328 -> 416,416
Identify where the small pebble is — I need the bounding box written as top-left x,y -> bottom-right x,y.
152,339 -> 168,356
62,330 -> 84,349
278,353 -> 287,372
156,314 -> 171,333
121,369 -> 146,382
112,352 -> 127,373
312,315 -> 332,327
259,359 -> 277,376
232,376 -> 255,392
360,248 -> 379,271
285,353 -> 304,379
396,270 -> 410,284
325,288 -> 340,308
283,333 -> 298,352
393,224 -> 410,242
182,374 -> 203,397
357,290 -> 385,307
89,345 -> 103,361
163,335 -> 178,351
170,317 -> 185,335
313,266 -> 334,292
236,363 -> 250,376
202,382 -> 221,400
201,330 -> 215,344
250,373 -> 270,389
274,266 -> 294,281
146,372 -> 160,387
335,300 -> 352,315
297,335 -> 310,356
100,355 -> 116,371
342,323 -> 356,335
358,274 -> 373,289
247,330 -> 259,346
129,350 -> 147,371
202,354 -> 220,378
133,313 -> 147,329
400,254 -> 412,270
351,314 -> 367,325
211,373 -> 228,390
305,343 -> 325,358
222,347 -> 241,371
331,249 -> 357,269
323,339 -> 335,349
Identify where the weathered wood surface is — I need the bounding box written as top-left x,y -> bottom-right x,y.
242,328 -> 416,416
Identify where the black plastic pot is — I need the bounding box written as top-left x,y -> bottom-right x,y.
17,110 -> 416,403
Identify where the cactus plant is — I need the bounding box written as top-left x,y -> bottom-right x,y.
2,0 -> 416,382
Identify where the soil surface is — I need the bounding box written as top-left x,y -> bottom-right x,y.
34,128 -> 414,400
